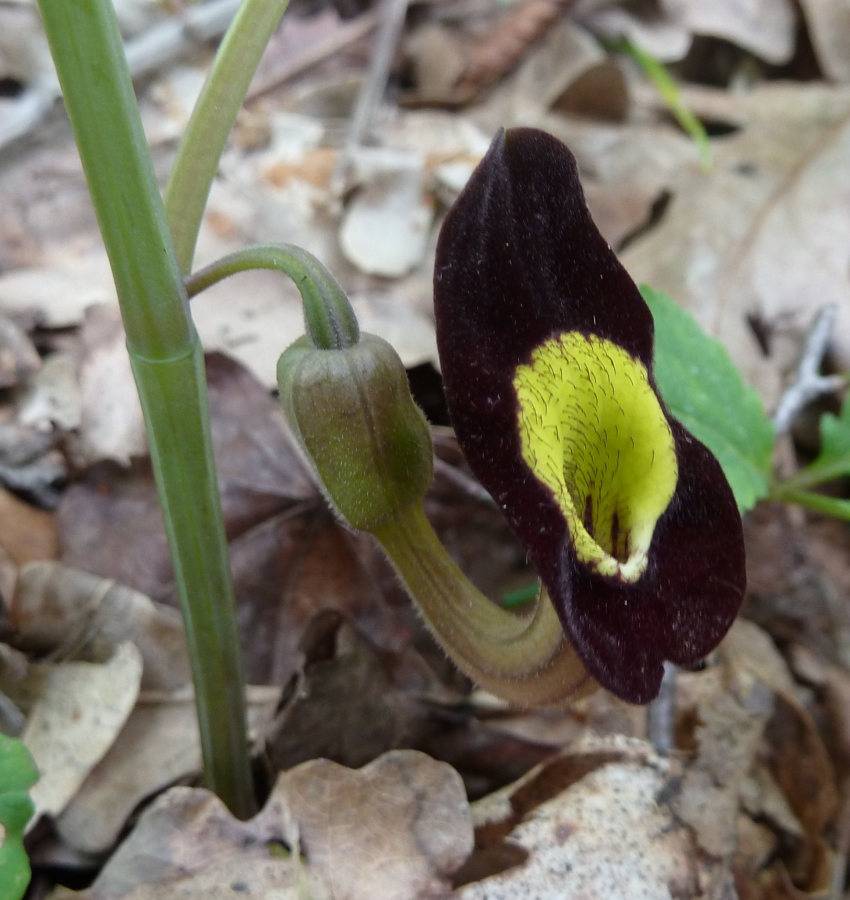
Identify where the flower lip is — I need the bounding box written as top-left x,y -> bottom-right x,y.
434,127 -> 746,704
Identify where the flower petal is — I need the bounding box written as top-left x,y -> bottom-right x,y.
434,127 -> 745,703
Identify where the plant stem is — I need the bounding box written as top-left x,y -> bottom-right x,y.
37,0 -> 254,817
185,244 -> 359,349
164,0 -> 291,274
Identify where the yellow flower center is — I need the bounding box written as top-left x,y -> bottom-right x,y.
514,332 -> 678,582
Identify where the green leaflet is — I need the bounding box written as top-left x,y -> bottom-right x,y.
641,285 -> 774,513
788,390 -> 850,489
0,734 -> 38,900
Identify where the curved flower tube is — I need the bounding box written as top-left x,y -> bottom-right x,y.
434,128 -> 746,704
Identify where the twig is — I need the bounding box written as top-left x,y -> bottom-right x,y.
332,0 -> 410,192
433,456 -> 496,505
773,304 -> 847,437
647,662 -> 676,755
0,0 -> 242,152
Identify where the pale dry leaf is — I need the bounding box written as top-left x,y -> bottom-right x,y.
672,689 -> 772,858
76,750 -> 469,900
720,618 -> 798,700
0,2 -> 52,83
18,351 -> 82,433
76,303 -> 147,466
284,750 -> 473,900
74,784 -> 296,900
339,151 -> 435,278
22,641 -> 143,827
13,561 -> 190,692
621,83 -> 850,409
0,310 -> 40,389
661,0 -> 797,64
799,0 -> 850,81
0,254 -> 115,328
457,741 -> 698,899
503,19 -> 628,123
55,685 -> 281,856
578,5 -> 692,62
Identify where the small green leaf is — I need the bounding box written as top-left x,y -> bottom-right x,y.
788,390 -> 850,489
0,734 -> 38,900
641,285 -> 775,513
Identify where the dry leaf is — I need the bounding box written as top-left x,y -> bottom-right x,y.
76,304 -> 147,466
285,751 -> 473,900
55,685 -> 280,856
73,750 -> 471,900
0,310 -> 40,389
264,612 -> 431,772
13,561 -> 190,691
58,353 -> 318,602
23,641 -> 143,827
660,0 -> 796,65
456,736 -> 701,899
0,486 -> 57,565
622,83 -> 850,409
799,0 -> 850,81
339,149 -> 435,278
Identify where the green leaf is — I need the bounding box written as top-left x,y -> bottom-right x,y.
788,390 -> 850,489
641,285 -> 775,513
0,734 -> 38,900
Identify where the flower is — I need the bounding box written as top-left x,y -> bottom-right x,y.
433,127 -> 746,704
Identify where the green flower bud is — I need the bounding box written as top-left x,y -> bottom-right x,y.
277,333 -> 433,532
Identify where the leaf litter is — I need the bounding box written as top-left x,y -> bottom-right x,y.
1,0 -> 850,897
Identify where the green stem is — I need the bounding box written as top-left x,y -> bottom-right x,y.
373,505 -> 592,707
186,244 -> 360,349
38,0 -> 254,817
164,0 -> 291,274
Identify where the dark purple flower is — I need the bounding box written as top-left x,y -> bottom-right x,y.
434,127 -> 745,703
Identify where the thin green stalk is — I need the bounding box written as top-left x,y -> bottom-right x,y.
186,244 -> 359,349
771,486 -> 850,521
164,0 -> 291,274
609,37 -> 712,171
38,0 -> 254,817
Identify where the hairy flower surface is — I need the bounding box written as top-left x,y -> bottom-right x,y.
434,128 -> 746,703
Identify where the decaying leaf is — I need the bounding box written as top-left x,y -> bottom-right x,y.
622,83 -> 850,409
456,736 -> 703,899
22,641 -> 143,827
263,611 -> 432,772
13,561 -> 190,691
55,685 -> 281,857
285,751 -> 473,900
68,750 -> 472,900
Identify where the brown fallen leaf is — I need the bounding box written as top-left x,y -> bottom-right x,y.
68,750 -> 472,900
58,352 -> 319,602
55,684 -> 281,857
798,0 -> 850,81
285,751 -> 473,900
0,485 -> 57,566
12,561 -> 190,691
263,611 -> 432,772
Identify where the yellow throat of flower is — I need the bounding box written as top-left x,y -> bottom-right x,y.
514,332 -> 678,582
